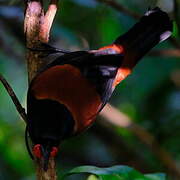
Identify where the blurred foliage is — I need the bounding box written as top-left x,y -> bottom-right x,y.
0,0 -> 180,180
62,165 -> 166,180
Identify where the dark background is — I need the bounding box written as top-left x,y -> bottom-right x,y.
0,0 -> 180,179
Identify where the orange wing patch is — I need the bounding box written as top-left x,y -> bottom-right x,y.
98,44 -> 132,88
98,44 -> 130,88
113,67 -> 132,88
31,65 -> 102,133
99,44 -> 124,53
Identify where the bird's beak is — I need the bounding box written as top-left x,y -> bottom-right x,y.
41,146 -> 51,171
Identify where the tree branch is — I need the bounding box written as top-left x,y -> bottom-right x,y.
24,0 -> 59,179
150,49 -> 180,57
100,104 -> 180,179
24,0 -> 45,82
39,0 -> 59,42
0,73 -> 27,122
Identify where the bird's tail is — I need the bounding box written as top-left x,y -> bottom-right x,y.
114,7 -> 173,68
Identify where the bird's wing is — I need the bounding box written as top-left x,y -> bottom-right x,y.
46,47 -> 124,68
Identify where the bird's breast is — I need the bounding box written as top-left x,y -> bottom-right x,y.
31,64 -> 102,133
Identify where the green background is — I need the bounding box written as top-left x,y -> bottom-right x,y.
0,0 -> 179,179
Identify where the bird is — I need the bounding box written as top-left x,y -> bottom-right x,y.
26,7 -> 172,171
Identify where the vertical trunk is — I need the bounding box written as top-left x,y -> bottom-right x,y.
24,0 -> 58,179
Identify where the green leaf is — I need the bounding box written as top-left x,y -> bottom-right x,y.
87,175 -> 99,180
61,165 -> 166,180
